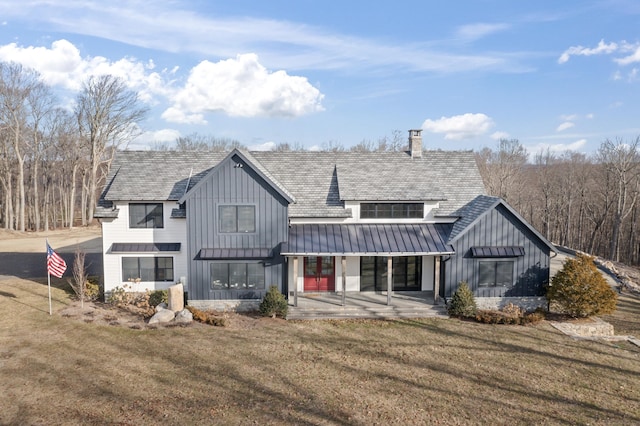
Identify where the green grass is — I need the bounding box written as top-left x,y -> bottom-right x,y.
1,278 -> 639,425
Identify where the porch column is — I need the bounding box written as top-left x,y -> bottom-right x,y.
434,256 -> 441,304
341,256 -> 347,307
387,256 -> 393,306
293,256 -> 299,307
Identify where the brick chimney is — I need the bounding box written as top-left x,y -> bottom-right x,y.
409,129 -> 422,158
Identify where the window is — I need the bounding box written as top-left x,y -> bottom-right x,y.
360,203 -> 424,219
122,257 -> 173,282
219,205 -> 256,233
360,256 -> 421,291
478,261 -> 513,287
129,203 -> 163,228
211,263 -> 265,290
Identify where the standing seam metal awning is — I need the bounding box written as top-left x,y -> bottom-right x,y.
281,223 -> 454,256
198,248 -> 272,260
111,242 -> 181,252
470,246 -> 525,257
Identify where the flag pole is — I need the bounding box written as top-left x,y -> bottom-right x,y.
48,269 -> 52,316
47,239 -> 52,315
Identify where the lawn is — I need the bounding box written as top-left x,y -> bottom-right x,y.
0,277 -> 638,425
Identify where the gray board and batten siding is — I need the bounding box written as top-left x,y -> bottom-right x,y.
442,199 -> 554,298
180,152 -> 290,301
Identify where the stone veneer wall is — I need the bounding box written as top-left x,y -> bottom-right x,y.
475,297 -> 547,311
550,317 -> 615,337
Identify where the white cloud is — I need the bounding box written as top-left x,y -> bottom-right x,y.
0,1 -> 530,74
559,114 -> 578,121
165,53 -> 324,120
455,23 -> 510,41
586,113 -> 594,119
129,128 -> 181,149
161,107 -> 206,125
558,39 -> 618,64
308,145 -> 322,151
614,44 -> 640,65
490,131 -> 510,140
422,113 -> 494,140
0,39 -> 173,102
528,139 -> 587,154
556,122 -> 575,132
248,141 -> 276,151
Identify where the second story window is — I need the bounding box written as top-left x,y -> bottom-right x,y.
219,205 -> 256,233
360,203 -> 424,219
129,203 -> 164,228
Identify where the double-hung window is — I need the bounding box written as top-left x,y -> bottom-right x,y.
219,205 -> 256,233
129,203 -> 163,228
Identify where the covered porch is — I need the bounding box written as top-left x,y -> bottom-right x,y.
281,223 -> 455,315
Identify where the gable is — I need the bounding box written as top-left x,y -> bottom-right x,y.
449,196 -> 556,254
179,149 -> 294,205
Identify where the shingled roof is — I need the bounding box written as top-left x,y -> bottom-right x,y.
98,149 -> 486,218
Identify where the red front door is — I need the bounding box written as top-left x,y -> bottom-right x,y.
304,256 -> 335,292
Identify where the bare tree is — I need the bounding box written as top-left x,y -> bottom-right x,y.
476,139 -> 528,205
596,137 -> 640,261
75,75 -> 148,223
67,249 -> 88,308
0,63 -> 45,231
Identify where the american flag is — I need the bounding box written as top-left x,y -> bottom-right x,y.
46,242 -> 67,278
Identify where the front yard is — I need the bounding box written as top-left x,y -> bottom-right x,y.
0,276 -> 638,425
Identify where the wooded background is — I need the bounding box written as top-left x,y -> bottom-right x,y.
1,63 -> 638,265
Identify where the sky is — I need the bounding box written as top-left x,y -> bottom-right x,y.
0,0 -> 639,154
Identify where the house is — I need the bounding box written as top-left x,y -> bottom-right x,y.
95,130 -> 556,312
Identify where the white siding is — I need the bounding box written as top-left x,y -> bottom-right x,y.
101,201 -> 188,294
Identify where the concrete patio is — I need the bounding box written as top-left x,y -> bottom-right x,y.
287,291 -> 448,320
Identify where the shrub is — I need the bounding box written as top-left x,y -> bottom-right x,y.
447,281 -> 477,318
475,304 -> 545,325
107,285 -> 132,305
476,310 -> 516,324
522,310 -> 545,325
148,290 -> 168,307
547,253 -> 617,318
85,278 -> 100,301
259,285 -> 288,319
185,306 -> 227,326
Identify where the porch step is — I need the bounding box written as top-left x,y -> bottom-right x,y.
286,305 -> 448,320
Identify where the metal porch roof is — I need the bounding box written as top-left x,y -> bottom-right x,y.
281,223 -> 454,256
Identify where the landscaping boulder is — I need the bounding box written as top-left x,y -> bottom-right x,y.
174,308 -> 193,324
148,308 -> 175,324
155,302 -> 168,312
168,283 -> 184,312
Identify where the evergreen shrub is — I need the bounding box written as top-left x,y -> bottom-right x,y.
148,290 -> 168,307
259,285 -> 288,319
447,281 -> 477,318
547,253 -> 617,318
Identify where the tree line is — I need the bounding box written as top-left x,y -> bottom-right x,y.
476,138 -> 640,265
0,62 -> 147,231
